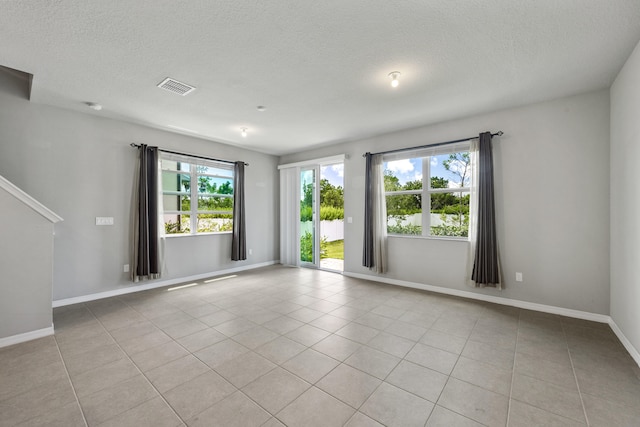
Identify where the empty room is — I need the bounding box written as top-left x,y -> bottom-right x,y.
1,1 -> 640,426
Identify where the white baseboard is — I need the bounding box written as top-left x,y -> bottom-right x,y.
609,319 -> 640,368
343,272 -> 610,323
0,326 -> 54,349
53,260 -> 279,308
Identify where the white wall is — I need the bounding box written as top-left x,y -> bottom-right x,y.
281,90 -> 611,314
0,70 -> 280,301
0,189 -> 54,339
610,40 -> 640,354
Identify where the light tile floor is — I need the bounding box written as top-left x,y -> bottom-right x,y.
1,266 -> 640,426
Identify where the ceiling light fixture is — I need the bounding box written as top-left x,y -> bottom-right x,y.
256,106 -> 266,112
86,102 -> 102,111
388,71 -> 401,88
240,127 -> 248,138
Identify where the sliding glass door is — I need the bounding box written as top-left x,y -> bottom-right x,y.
278,155 -> 345,270
319,163 -> 344,271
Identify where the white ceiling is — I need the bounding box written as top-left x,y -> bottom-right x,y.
1,1 -> 639,155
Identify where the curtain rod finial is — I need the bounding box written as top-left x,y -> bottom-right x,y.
496,131 -> 504,136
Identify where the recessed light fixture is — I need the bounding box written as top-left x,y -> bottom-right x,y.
240,127 -> 248,138
388,71 -> 401,88
256,106 -> 266,112
86,102 -> 102,111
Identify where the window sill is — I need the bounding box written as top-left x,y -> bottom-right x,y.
387,234 -> 469,243
163,231 -> 232,238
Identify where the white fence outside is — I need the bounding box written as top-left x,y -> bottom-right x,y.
300,220 -> 344,242
387,213 -> 462,227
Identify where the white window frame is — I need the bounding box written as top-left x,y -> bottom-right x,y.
384,142 -> 471,240
160,153 -> 234,235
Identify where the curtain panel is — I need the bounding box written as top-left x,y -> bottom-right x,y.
363,153 -> 388,273
470,132 -> 501,287
231,161 -> 246,261
131,144 -> 162,281
279,167 -> 299,266
363,154 -> 374,268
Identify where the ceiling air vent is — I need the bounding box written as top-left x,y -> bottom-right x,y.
157,77 -> 196,96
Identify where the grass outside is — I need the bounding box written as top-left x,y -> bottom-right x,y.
322,239 -> 344,260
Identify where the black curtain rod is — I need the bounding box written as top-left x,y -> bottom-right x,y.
130,143 -> 249,166
363,131 -> 503,157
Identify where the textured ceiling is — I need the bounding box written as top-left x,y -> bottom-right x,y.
1,1 -> 640,155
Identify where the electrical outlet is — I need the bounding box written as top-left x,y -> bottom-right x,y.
515,272 -> 523,282
123,264 -> 130,273
249,249 -> 253,255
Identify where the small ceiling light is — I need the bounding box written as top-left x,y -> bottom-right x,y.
240,127 -> 248,138
256,106 -> 266,112
388,71 -> 401,88
86,102 -> 102,111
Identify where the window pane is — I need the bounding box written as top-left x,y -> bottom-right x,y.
162,195 -> 190,211
162,171 -> 191,192
196,165 -> 233,178
386,194 -> 422,235
430,152 -> 470,188
161,160 -> 190,172
164,214 -> 190,234
196,176 -> 234,195
197,214 -> 233,233
430,192 -> 469,237
383,158 -> 422,191
197,196 -> 233,211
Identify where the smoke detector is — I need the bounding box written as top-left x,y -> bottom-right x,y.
157,77 -> 196,96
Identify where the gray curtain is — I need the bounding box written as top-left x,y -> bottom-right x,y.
231,161 -> 246,261
363,153 -> 374,268
472,132 -> 500,286
363,153 -> 387,273
131,144 -> 161,281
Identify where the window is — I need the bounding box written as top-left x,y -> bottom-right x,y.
384,143 -> 470,238
160,153 -> 234,235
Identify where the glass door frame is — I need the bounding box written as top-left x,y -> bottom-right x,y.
299,165 -> 320,268
277,154 -> 344,270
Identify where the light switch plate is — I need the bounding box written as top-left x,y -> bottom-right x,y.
96,217 -> 114,226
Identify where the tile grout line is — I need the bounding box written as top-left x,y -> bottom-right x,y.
82,302 -> 189,426
145,310 -> 287,423
563,322 -> 591,426
505,310 -> 521,427
114,291 -> 282,425
117,282 -> 304,424
422,303 -> 485,426
134,275 -> 353,423
237,274 -> 366,425
52,335 -> 90,427
271,294 -> 430,424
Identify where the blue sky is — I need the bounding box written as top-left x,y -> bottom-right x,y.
384,154 -> 469,187
320,163 -> 344,187
316,156 -> 469,189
